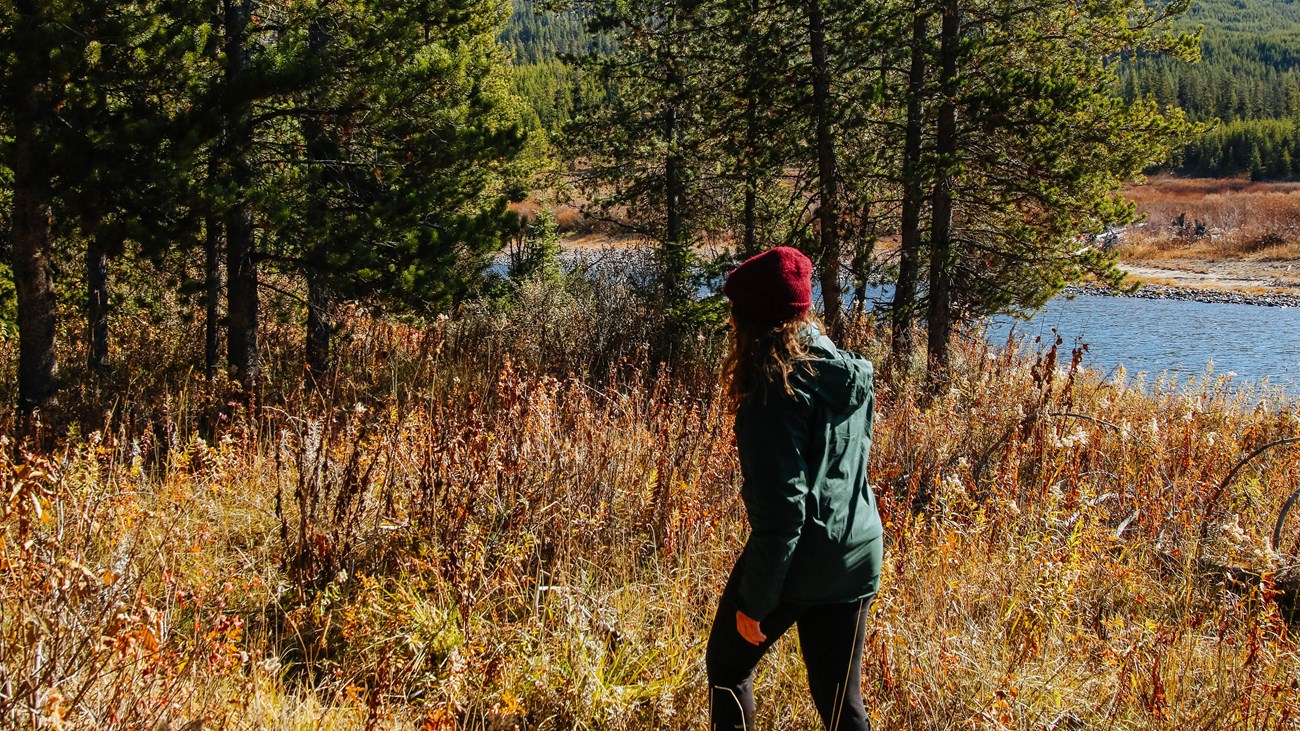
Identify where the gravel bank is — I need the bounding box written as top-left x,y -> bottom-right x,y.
1062,282 -> 1300,308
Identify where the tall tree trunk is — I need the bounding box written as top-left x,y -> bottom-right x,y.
807,0 -> 842,338
12,150 -> 57,426
662,26 -> 689,311
741,0 -> 763,259
224,0 -> 259,389
305,269 -> 333,385
742,91 -> 760,257
893,6 -> 929,366
303,17 -> 335,385
86,233 -> 110,372
204,208 -> 224,379
11,0 -> 58,430
84,84 -> 110,375
927,0 -> 960,391
851,200 -> 874,312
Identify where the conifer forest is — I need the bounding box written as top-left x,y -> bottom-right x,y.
1,0 -> 1299,729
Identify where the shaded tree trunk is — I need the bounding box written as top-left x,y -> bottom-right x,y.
303,17 -> 336,385
850,200 -> 875,312
12,156 -> 57,425
665,107 -> 684,256
11,0 -> 58,429
927,0 -> 959,391
807,0 -> 842,338
893,6 -> 929,366
86,234 -> 110,372
204,209 -> 224,379
224,0 -> 259,389
305,269 -> 334,384
661,23 -> 690,312
742,91 -> 760,257
740,0 -> 763,259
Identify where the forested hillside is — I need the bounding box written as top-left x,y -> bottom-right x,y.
1120,0 -> 1300,176
502,0 -> 612,63
503,0 -> 609,137
506,0 -> 1300,178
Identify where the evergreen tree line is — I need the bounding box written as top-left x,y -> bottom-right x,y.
1,0 -> 531,433
1118,49 -> 1300,123
559,0 -> 1196,388
1178,116 -> 1300,179
2,0 -> 1201,431
1116,0 -> 1300,177
501,0 -> 614,64
507,0 -> 1300,180
511,59 -> 605,139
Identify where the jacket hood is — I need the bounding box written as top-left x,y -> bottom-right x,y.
802,333 -> 873,413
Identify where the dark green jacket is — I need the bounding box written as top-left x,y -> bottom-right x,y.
734,332 -> 883,620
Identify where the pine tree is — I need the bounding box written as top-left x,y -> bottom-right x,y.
0,0 -> 210,428
1,0 -> 60,426
567,0 -> 711,320
913,0 -> 1198,387
284,0 -> 528,378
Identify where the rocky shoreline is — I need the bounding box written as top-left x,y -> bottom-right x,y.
1061,282 -> 1300,308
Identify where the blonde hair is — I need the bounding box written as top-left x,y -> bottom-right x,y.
722,309 -> 820,413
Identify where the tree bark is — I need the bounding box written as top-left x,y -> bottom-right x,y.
305,268 -> 334,385
661,20 -> 690,312
12,161 -> 57,424
86,234 -> 110,372
303,17 -> 336,385
204,209 -> 224,379
11,0 -> 58,428
807,0 -> 842,338
224,0 -> 259,389
742,91 -> 760,258
927,0 -> 960,391
664,73 -> 686,299
893,6 -> 929,365
741,0 -> 763,259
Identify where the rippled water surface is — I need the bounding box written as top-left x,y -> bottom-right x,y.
984,294 -> 1300,393
532,251 -> 1300,392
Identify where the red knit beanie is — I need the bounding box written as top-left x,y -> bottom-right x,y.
723,246 -> 813,325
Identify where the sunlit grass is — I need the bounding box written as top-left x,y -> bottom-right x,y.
2,276 -> 1298,729
1124,176 -> 1300,264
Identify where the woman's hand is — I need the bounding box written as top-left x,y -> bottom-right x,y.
736,610 -> 767,646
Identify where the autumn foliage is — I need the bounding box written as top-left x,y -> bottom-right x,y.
1,272 -> 1298,729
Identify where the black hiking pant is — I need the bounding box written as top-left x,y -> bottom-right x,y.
706,564 -> 872,730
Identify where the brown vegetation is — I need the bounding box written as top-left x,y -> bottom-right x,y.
1122,176 -> 1300,262
2,271 -> 1299,729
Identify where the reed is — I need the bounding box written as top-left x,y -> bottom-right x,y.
1124,176 -> 1300,262
1,270 -> 1297,730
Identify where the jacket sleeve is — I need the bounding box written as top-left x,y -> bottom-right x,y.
734,386 -> 811,621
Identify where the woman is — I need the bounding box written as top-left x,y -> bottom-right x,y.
708,246 -> 883,731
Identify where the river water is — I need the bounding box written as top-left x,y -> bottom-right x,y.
983,293 -> 1300,394
520,251 -> 1300,393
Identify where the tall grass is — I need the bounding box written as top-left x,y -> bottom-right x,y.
1,265 -> 1297,729
1124,176 -> 1300,261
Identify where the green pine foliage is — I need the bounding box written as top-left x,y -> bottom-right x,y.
1117,0 -> 1300,177
279,0 -> 529,313
1180,116 -> 1300,178
510,59 -> 605,139
501,0 -> 612,64
503,1 -> 609,142
1,0 -> 537,406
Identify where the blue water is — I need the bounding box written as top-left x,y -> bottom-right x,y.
983,293 -> 1300,394
504,253 -> 1300,392
820,283 -> 1300,392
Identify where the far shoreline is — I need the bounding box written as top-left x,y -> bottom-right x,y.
1064,280 -> 1300,308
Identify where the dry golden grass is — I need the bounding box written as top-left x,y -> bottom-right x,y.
1124,176 -> 1300,262
2,275 -> 1299,729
